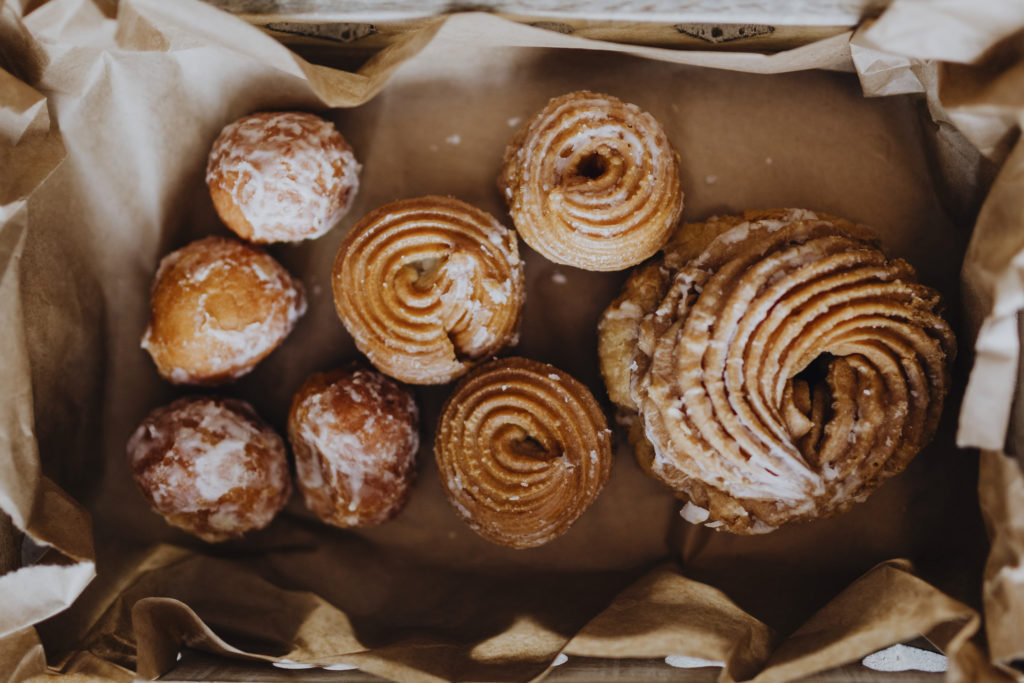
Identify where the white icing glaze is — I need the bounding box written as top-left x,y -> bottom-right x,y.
680,501 -> 710,524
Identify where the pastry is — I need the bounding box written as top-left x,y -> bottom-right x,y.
206,111 -> 360,243
498,90 -> 684,271
126,397 -> 291,542
332,196 -> 525,384
598,209 -> 956,534
435,357 -> 613,548
288,366 -> 419,527
142,236 -> 306,385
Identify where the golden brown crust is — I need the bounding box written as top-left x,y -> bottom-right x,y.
141,236 -> 306,385
499,90 -> 684,272
599,209 -> 956,534
126,397 -> 291,543
287,366 -> 419,528
209,183 -> 258,242
599,210 -> 870,414
332,195 -> 525,385
206,111 -> 360,243
597,259 -> 671,413
597,215 -> 738,413
435,357 -> 613,548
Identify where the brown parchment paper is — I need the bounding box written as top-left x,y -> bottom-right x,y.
852,4 -> 1024,673
0,0 -> 96,657
2,0 -> 1024,680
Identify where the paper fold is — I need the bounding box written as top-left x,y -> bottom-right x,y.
856,0 -> 1024,64
979,450 -> 1024,672
959,140 -> 1024,451
747,560 -> 986,683
561,563 -> 773,681
856,6 -> 1024,671
0,12 -> 96,658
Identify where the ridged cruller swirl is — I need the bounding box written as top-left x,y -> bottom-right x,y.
332,196 -> 525,385
498,90 -> 684,271
435,357 -> 613,548
598,209 -> 956,534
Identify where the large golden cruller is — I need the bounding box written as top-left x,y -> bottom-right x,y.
599,209 -> 955,534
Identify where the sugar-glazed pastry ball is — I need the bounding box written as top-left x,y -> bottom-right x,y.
141,236 -> 306,385
288,366 -> 419,527
206,111 -> 361,243
126,397 -> 292,542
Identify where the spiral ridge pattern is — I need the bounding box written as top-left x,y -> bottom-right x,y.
333,196 -> 525,384
600,210 -> 955,534
436,357 -> 613,548
499,90 -> 684,271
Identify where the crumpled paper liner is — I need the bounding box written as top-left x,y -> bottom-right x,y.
867,5 -> 1024,673
980,449 -> 1024,671
854,0 -> 1024,65
0,3 -> 95,653
561,563 -> 773,681
38,541 -> 640,682
747,560 -> 985,683
2,0 -> 1023,680
852,11 -> 1024,668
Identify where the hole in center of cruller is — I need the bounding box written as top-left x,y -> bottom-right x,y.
794,352 -> 836,387
575,153 -> 608,180
784,352 -> 837,441
409,255 -> 444,289
510,434 -> 560,461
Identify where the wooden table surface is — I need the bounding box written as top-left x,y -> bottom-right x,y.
164,648 -> 945,682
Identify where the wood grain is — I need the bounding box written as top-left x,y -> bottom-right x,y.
162,649 -> 945,682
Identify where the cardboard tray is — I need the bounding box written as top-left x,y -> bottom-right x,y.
2,1 -> 1023,681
